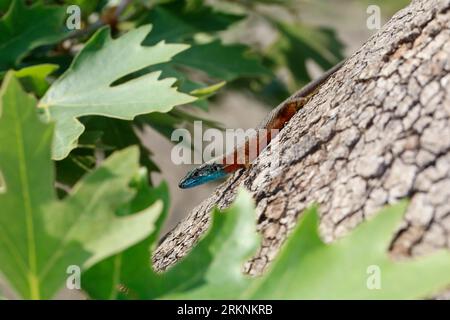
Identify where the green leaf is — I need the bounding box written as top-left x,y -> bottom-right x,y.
185,0 -> 204,11
55,153 -> 97,194
38,25 -> 196,160
245,202 -> 450,299
142,2 -> 244,45
141,63 -> 217,110
174,40 -> 270,81
94,186 -> 450,299
0,0 -> 66,71
82,180 -> 170,300
82,117 -> 160,175
229,199 -> 450,299
0,0 -> 12,13
0,72 -> 163,299
138,2 -> 265,111
161,189 -> 259,299
15,64 -> 58,97
82,188 -> 259,299
170,199 -> 450,299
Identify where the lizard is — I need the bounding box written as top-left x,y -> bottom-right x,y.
178,60 -> 345,189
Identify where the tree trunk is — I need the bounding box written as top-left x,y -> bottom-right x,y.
153,0 -> 450,287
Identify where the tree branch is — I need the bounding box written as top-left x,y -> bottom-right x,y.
153,0 -> 450,289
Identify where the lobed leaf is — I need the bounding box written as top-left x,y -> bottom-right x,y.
0,73 -> 162,299
83,187 -> 450,300
82,189 -> 259,299
39,25 -> 195,160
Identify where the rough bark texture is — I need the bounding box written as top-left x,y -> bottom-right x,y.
153,0 -> 450,282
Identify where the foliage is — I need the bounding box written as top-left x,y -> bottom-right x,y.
0,0 -> 66,71
83,189 -> 450,300
0,73 -> 163,299
250,202 -> 450,299
15,64 -> 59,97
38,25 -> 194,160
0,0 -> 345,176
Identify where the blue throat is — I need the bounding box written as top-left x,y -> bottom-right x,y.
179,165 -> 228,189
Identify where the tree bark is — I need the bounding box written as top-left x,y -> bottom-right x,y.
153,0 -> 450,287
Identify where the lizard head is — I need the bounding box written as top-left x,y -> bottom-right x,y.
178,163 -> 228,189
